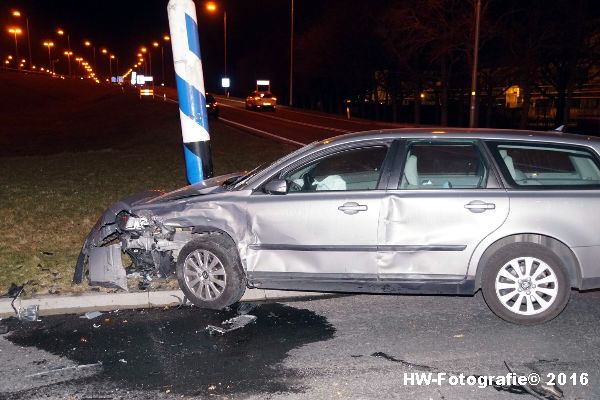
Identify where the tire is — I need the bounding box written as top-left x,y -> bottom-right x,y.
481,243 -> 570,325
176,235 -> 246,310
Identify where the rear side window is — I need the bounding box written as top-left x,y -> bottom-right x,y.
399,142 -> 488,189
487,142 -> 600,189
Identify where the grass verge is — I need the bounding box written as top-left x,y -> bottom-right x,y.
0,73 -> 296,295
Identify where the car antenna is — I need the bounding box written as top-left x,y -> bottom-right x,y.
553,125 -> 565,132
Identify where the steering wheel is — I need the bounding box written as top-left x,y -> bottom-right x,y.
287,180 -> 303,192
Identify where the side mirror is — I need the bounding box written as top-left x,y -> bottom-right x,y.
263,179 -> 287,195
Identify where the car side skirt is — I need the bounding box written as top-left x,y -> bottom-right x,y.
248,272 -> 476,295
580,277 -> 600,290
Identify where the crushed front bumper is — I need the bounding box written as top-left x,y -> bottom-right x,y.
73,191 -> 162,290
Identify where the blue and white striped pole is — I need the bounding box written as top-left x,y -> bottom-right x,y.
167,0 -> 213,184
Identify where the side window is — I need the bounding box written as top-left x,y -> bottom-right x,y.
282,146 -> 388,192
488,142 -> 600,188
399,142 -> 488,189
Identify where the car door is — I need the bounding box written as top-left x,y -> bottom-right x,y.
245,141 -> 395,285
378,139 -> 509,281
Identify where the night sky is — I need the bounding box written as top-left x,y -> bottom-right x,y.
1,0 -> 326,96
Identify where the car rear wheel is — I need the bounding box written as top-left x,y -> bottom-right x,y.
481,243 -> 570,325
176,236 -> 246,310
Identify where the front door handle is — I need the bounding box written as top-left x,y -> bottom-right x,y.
464,200 -> 496,213
338,202 -> 368,215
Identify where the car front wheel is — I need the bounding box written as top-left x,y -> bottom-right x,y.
176,236 -> 246,309
481,243 -> 570,325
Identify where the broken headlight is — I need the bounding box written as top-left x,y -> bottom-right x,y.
116,211 -> 149,231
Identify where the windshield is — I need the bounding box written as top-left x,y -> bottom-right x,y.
233,141 -> 320,189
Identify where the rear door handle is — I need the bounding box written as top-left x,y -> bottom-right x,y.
464,200 -> 496,213
338,202 -> 368,215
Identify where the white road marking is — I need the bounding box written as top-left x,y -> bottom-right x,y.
219,103 -> 352,134
156,93 -> 351,144
218,117 -> 306,146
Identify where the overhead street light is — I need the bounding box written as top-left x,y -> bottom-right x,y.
56,28 -> 72,76
8,28 -> 22,68
84,40 -> 97,71
205,2 -> 227,94
43,41 -> 55,73
11,10 -> 32,69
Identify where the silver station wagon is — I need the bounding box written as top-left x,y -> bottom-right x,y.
74,129 -> 600,325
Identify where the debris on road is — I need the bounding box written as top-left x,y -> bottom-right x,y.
505,361 -> 564,400
80,311 -> 103,320
237,302 -> 258,315
19,305 -> 40,322
206,314 -> 257,335
23,362 -> 103,378
118,359 -> 127,364
5,282 -> 41,322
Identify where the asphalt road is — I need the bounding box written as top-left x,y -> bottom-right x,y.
1,290 -> 599,399
152,87 -> 410,145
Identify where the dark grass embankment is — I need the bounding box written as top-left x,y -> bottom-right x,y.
0,71 -> 296,295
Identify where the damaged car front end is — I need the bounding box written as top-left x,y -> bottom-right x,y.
73,173 -> 249,293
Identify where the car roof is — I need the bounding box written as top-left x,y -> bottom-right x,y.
324,128 -> 600,148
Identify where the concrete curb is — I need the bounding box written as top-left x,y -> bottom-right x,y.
0,289 -> 329,318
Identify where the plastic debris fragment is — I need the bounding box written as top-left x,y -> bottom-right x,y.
504,361 -> 564,400
80,311 -> 103,320
20,305 -> 40,322
237,302 -> 258,315
206,314 -> 257,335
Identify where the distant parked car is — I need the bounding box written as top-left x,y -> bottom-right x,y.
245,91 -> 276,111
206,93 -> 219,118
75,128 -> 600,325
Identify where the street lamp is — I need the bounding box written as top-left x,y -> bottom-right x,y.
110,54 -> 118,81
289,0 -> 294,106
11,10 -> 32,69
57,28 -> 72,76
8,28 -> 22,69
63,50 -> 73,76
205,2 -> 227,93
162,35 -> 170,85
469,0 -> 482,128
43,41 -> 54,72
100,48 -> 111,80
75,56 -> 83,76
84,40 -> 97,71
141,46 -> 152,76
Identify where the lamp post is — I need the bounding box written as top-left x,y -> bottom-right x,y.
101,48 -> 112,81
111,55 -> 118,82
469,0 -> 481,128
205,2 -> 227,94
137,52 -> 146,75
57,29 -> 71,76
153,41 -> 160,83
75,57 -> 82,77
63,50 -> 73,77
84,40 -> 97,71
289,0 -> 294,106
140,46 -> 152,76
12,10 -> 32,69
8,28 -> 21,69
43,41 -> 54,73
162,35 -> 170,85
